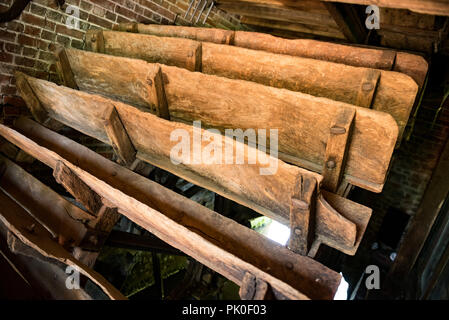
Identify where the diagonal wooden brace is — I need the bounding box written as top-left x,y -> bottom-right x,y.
322,108 -> 355,192
288,174 -> 317,256
102,105 -> 137,168
146,66 -> 170,120
355,69 -> 380,108
239,272 -> 273,300
55,46 -> 78,90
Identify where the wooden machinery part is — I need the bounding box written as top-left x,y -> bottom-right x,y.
52,50 -> 398,193
112,23 -> 428,88
0,121 -> 343,300
84,30 -> 416,144
15,71 -> 375,255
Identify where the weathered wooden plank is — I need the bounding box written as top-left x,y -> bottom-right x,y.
0,156 -> 93,247
102,105 -> 137,167
322,108 -> 355,192
240,16 -> 346,40
0,189 -> 125,300
12,117 -> 368,261
0,122 -> 343,299
388,137 -> 449,282
118,24 -> 427,88
60,50 -> 398,192
82,32 -> 413,145
319,0 -> 449,16
86,30 -> 201,72
288,175 -> 317,255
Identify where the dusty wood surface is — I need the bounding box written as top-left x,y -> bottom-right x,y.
58,51 -> 398,192
116,23 -> 427,87
102,105 -> 136,167
0,122 -> 343,300
0,155 -> 92,246
83,31 -> 416,143
0,189 -> 125,300
16,75 -> 369,256
13,117 -> 369,260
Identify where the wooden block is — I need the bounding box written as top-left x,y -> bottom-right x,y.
322,108 -> 355,192
356,69 -> 381,108
55,47 -> 78,89
288,175 -> 317,255
53,160 -> 103,215
102,105 -> 136,167
15,72 -> 48,124
147,66 -> 170,120
187,42 -> 202,72
86,29 -> 105,53
239,272 -> 272,300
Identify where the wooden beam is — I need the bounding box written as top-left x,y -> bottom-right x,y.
146,66 -> 170,120
319,0 -> 449,17
0,122 -> 343,300
55,46 -> 78,89
0,189 -> 125,300
62,49 -> 402,192
120,24 -> 427,89
388,136 -> 449,282
12,116 -> 369,258
324,3 -> 367,43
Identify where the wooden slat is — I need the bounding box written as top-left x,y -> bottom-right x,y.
119,24 -> 427,89
288,175 -> 317,255
62,49 -> 400,192
146,66 -> 170,120
0,189 -> 125,300
322,108 -> 356,192
55,47 -> 78,89
102,105 -> 137,167
0,122 -> 343,300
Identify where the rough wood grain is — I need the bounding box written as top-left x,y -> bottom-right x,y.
12,117 -> 367,262
0,189 -> 125,300
0,122 -> 343,299
83,32 -> 416,143
0,155 -> 93,247
118,24 -> 427,88
58,51 -> 398,192
102,105 -> 136,167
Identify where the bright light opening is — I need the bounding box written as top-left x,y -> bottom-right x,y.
251,217 -> 290,246
334,273 -> 349,300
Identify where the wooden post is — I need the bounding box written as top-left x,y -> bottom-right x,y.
239,272 -> 272,300
322,108 -> 355,192
355,69 -> 381,108
55,46 -> 78,90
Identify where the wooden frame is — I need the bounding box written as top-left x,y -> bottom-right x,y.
0,120 -> 343,300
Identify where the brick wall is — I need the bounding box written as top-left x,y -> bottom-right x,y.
0,0 -> 249,124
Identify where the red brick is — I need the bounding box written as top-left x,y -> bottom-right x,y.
105,10 -> 117,22
17,34 -> 38,47
88,14 -> 114,29
115,5 -> 137,20
0,52 -> 14,63
80,1 -> 93,11
55,24 -> 84,39
38,51 -> 55,62
24,25 -> 42,37
139,1 -> 175,20
41,29 -> 56,41
6,21 -> 25,32
89,0 -> 116,12
15,56 -> 35,68
29,3 -> 47,17
0,29 -> 16,42
3,96 -> 26,108
1,85 -> 17,95
116,15 -> 132,23
23,47 -> 38,58
0,74 -> 11,86
2,105 -> 22,116
21,12 -> 45,27
4,42 -> 21,54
